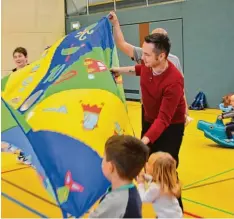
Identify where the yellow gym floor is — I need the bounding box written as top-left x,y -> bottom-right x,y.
1,102 -> 234,218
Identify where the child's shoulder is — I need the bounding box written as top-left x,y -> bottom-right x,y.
90,187 -> 142,218
89,190 -> 127,218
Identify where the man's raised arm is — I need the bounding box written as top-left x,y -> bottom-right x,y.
109,11 -> 135,58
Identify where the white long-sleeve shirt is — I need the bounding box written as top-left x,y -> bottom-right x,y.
138,182 -> 183,218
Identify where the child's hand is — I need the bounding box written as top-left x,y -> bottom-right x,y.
218,115 -> 222,120
137,170 -> 145,184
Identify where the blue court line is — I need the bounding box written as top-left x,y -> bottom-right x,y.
1,192 -> 48,218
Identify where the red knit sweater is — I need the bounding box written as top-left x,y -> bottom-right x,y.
135,61 -> 185,143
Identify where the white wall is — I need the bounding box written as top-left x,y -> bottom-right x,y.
1,0 -> 65,77
66,0 -> 86,15
66,0 -> 112,15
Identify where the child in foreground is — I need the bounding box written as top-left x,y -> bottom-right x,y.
89,135 -> 149,218
137,152 -> 183,218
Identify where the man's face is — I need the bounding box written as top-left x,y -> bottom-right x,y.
141,42 -> 166,68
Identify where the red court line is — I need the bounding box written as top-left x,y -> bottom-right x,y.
184,211 -> 203,218
1,166 -> 31,174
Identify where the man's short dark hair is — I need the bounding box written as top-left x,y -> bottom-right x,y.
13,47 -> 28,57
145,33 -> 171,58
105,135 -> 149,180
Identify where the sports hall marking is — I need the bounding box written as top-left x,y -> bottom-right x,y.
3,177 -> 200,218
2,178 -> 76,218
183,197 -> 234,216
2,177 -> 58,207
4,161 -> 232,217
184,211 -> 203,218
183,168 -> 234,189
183,177 -> 234,191
1,192 -> 48,218
1,166 -> 31,174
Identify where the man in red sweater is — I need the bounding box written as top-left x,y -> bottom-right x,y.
111,33 -> 185,211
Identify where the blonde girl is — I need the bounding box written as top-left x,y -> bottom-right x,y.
137,152 -> 183,218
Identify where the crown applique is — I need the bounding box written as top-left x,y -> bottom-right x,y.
82,104 -> 102,114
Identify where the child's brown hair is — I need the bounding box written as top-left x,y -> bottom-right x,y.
13,47 -> 28,57
150,152 -> 181,197
105,135 -> 149,180
222,93 -> 234,107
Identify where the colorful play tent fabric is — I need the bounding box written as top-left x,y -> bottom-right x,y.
1,16 -> 134,217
